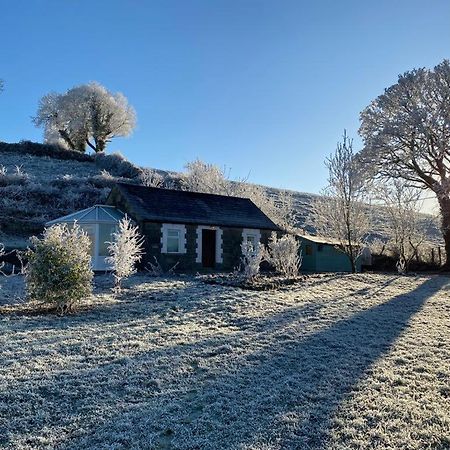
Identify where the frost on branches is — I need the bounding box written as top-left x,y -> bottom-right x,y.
239,241 -> 266,282
182,159 -> 296,230
107,216 -> 144,291
33,82 -> 136,153
311,131 -> 370,273
359,59 -> 450,268
372,180 -> 428,274
26,223 -> 93,314
266,233 -> 302,277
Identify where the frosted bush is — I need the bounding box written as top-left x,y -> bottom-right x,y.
0,165 -> 29,187
138,168 -> 164,188
94,152 -> 141,178
0,243 -> 4,275
26,223 -> 93,314
240,241 -> 266,282
107,216 -> 144,291
267,233 -> 302,277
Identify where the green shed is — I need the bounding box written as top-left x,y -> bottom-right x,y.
298,234 -> 363,273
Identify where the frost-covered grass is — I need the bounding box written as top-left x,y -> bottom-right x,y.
0,273 -> 449,449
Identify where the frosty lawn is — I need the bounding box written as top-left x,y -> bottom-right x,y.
0,274 -> 449,449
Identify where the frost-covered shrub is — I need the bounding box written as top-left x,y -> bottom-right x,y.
26,224 -> 93,314
94,152 -> 141,178
267,233 -> 302,277
240,241 -> 266,282
0,243 -> 5,275
106,216 -> 144,290
138,168 -> 164,188
0,165 -> 29,187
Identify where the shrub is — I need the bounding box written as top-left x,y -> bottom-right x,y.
240,241 -> 266,282
0,165 -> 29,187
106,216 -> 144,291
267,233 -> 302,277
26,224 -> 93,314
94,152 -> 141,178
138,168 -> 164,188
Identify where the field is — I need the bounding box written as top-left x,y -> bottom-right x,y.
0,273 -> 449,449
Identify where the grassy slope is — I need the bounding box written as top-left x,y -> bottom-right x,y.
0,273 -> 449,449
0,148 -> 135,247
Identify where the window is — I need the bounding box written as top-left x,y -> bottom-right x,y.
98,223 -> 117,257
317,244 -> 324,252
161,224 -> 186,254
246,234 -> 257,251
242,229 -> 261,252
167,229 -> 180,253
305,244 -> 313,256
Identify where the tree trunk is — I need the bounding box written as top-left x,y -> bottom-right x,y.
438,196 -> 450,270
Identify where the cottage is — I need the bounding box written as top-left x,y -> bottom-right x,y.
104,183 -> 280,271
298,234 -> 363,273
45,184 -> 280,272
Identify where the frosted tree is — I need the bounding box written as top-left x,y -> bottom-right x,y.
33,82 -> 136,153
359,59 -> 450,268
311,131 -> 370,273
266,233 -> 302,277
107,216 -> 144,291
372,180 -> 427,273
182,159 -> 296,230
182,159 -> 233,195
138,168 -> 165,188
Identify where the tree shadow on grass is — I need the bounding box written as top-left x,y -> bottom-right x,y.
84,277 -> 449,448
2,276 -> 448,449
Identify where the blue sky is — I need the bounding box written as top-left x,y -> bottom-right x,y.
1,0 -> 450,194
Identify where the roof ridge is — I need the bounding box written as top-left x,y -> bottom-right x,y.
116,182 -> 255,203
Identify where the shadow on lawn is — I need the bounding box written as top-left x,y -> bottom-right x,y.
3,276 -> 448,449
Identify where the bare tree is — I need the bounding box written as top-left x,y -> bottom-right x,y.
33,82 -> 136,153
0,79 -> 4,93
372,180 -> 427,273
311,131 -> 370,273
359,59 -> 450,268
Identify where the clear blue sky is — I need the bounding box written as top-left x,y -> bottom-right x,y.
1,0 -> 449,194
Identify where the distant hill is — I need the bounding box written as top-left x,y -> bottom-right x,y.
0,141 -> 443,249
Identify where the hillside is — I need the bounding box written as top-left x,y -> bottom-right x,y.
0,142 -> 145,248
0,141 -> 443,250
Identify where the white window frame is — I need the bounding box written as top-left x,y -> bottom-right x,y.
161,223 -> 187,254
242,228 -> 261,250
196,226 -> 223,264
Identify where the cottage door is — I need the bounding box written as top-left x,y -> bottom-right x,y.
202,229 -> 216,268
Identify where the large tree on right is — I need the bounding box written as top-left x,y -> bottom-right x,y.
359,59 -> 450,268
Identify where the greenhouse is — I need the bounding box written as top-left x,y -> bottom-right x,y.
46,205 -> 125,271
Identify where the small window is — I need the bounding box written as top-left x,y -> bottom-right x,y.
317,244 -> 324,252
246,234 -> 257,250
305,244 -> 313,256
167,229 -> 180,253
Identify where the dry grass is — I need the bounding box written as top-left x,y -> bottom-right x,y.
0,273 -> 449,449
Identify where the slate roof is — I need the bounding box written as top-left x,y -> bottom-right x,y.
109,183 -> 281,231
